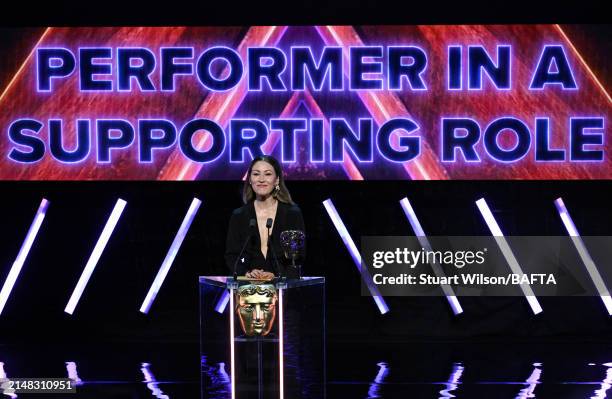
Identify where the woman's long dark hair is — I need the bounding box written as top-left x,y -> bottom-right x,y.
242,155 -> 294,204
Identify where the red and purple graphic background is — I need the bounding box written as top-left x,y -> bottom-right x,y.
0,25 -> 609,180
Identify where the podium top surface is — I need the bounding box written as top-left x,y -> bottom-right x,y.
199,276 -> 325,289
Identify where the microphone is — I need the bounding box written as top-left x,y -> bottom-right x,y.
266,218 -> 284,278
233,218 -> 256,280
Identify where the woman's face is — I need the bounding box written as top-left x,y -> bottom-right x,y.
250,161 -> 279,198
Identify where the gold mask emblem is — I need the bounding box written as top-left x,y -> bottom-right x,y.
236,284 -> 278,336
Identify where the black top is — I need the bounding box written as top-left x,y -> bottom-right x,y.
225,201 -> 306,276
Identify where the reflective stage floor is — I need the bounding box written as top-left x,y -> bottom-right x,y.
1,341 -> 610,398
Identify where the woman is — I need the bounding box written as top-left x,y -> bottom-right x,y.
225,155 -> 305,279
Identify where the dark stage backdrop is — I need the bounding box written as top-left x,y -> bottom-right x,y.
0,180 -> 610,344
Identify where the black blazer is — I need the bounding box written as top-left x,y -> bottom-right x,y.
225,201 -> 306,276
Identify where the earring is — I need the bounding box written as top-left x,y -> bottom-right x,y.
275,184 -> 280,192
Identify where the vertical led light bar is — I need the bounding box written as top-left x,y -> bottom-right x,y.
555,197 -> 612,315
322,199 -> 389,314
475,198 -> 543,315
279,287 -> 284,399
65,198 -> 127,315
0,198 -> 49,316
140,198 -> 202,314
229,288 -> 236,399
399,197 -> 463,315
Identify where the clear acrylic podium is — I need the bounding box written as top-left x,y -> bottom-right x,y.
200,276 -> 326,399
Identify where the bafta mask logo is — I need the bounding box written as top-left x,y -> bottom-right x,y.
236,284 -> 278,336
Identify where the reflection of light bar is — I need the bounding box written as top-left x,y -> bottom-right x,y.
0,362 -> 18,398
66,362 -> 83,386
279,288 -> 284,399
140,198 -> 202,314
141,363 -> 170,399
475,198 -> 543,315
65,199 -> 127,315
555,197 -> 612,316
322,199 -> 389,314
591,363 -> 612,399
230,288 -> 236,399
0,198 -> 49,316
399,197 -> 463,315
367,362 -> 389,398
439,362 -> 464,398
215,290 -> 230,314
516,365 -> 541,399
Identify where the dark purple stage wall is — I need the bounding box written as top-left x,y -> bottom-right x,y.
0,22 -> 610,343
0,180 -> 611,344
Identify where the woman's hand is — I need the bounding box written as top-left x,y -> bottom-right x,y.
259,271 -> 275,280
246,269 -> 275,280
245,269 -> 262,278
